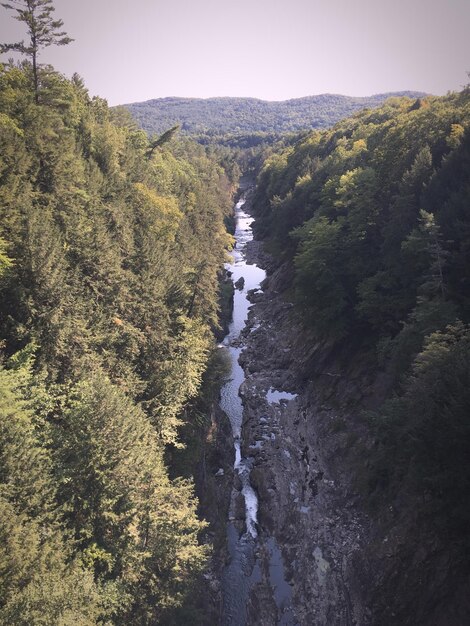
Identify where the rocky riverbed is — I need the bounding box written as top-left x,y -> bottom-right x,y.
235,234 -> 367,625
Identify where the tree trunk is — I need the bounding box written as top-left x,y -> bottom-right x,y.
32,49 -> 39,104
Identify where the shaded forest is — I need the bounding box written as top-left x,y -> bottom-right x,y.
2,1 -> 470,624
252,90 -> 470,538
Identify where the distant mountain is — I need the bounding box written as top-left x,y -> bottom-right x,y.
123,92 -> 427,137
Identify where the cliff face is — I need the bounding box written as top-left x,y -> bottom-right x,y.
236,235 -> 470,625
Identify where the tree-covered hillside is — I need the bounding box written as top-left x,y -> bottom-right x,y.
124,92 -> 426,137
0,54 -> 234,623
252,90 -> 470,537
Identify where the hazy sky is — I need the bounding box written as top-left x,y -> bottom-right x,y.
1,0 -> 469,105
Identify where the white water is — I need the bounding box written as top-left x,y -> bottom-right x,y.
266,388 -> 298,404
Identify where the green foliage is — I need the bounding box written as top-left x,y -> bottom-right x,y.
124,92 -> 426,138
0,59 -> 231,623
369,323 -> 470,531
254,91 -> 470,345
0,0 -> 73,102
54,373 -> 208,623
254,90 -> 470,546
0,366 -> 103,624
0,237 -> 13,278
146,124 -> 180,157
294,216 -> 350,337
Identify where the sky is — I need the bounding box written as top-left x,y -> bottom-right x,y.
0,0 -> 469,106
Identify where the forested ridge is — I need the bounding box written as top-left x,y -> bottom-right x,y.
124,92 -> 425,139
0,20 -> 236,622
252,90 -> 470,542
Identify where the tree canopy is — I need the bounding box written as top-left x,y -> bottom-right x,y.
252,89 -> 470,542
1,0 -> 73,102
0,54 -> 233,623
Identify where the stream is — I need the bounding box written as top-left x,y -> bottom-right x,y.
219,194 -> 297,626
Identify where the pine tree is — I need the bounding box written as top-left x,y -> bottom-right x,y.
0,0 -> 73,103
54,372 -> 208,622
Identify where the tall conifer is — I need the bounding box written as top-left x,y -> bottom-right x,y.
0,0 -> 73,102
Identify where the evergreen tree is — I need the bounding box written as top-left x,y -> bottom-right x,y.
0,365 -> 103,624
0,59 -> 231,622
0,0 -> 73,103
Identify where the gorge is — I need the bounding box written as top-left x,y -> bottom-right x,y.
207,90 -> 470,624
1,20 -> 470,621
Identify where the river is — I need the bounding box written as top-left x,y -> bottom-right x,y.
219,194 -> 297,626
220,194 -> 265,624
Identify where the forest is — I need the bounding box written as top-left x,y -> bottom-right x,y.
124,92 -> 425,138
252,90 -> 470,537
0,3 -> 236,619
